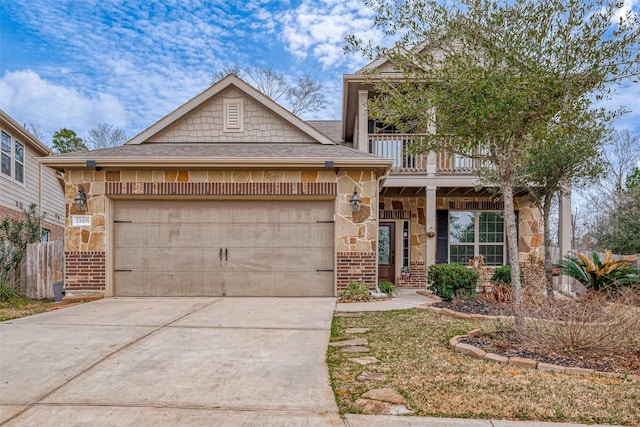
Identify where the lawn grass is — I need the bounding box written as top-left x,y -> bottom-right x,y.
327,309 -> 640,425
0,299 -> 59,321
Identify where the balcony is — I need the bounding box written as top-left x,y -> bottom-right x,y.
368,134 -> 487,175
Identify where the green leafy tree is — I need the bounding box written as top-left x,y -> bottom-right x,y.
520,114 -> 607,299
0,204 -> 46,305
52,128 -> 87,154
348,0 -> 639,330
593,185 -> 640,254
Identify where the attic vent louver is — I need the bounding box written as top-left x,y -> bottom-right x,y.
223,98 -> 244,132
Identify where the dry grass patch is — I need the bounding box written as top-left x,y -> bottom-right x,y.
0,299 -> 59,321
327,309 -> 640,425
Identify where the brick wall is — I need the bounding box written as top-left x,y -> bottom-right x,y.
337,252 -> 376,291
1,205 -> 64,241
105,181 -> 336,196
65,252 -> 106,291
396,261 -> 426,288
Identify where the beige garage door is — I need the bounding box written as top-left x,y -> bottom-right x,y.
113,199 -> 335,297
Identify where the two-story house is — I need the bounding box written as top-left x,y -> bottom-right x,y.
40,57 -> 572,298
339,58 -> 573,289
1,109 -> 65,241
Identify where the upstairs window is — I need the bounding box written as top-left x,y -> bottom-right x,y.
1,130 -> 25,184
1,131 -> 10,177
15,141 -> 24,183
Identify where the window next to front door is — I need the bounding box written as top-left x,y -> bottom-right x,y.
449,211 -> 505,266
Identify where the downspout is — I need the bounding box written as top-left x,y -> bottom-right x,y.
38,162 -> 43,238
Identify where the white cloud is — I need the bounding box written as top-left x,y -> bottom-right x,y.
279,0 -> 387,69
0,70 -> 127,143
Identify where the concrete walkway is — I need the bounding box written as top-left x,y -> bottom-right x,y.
335,288 -> 435,312
1,293 -> 625,426
0,297 -> 342,426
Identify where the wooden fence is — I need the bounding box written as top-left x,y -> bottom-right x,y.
20,238 -> 65,299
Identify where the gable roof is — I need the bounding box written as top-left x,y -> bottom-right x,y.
0,109 -> 52,156
307,120 -> 342,143
127,74 -> 336,145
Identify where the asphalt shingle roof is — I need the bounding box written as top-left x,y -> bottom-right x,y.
50,143 -> 382,160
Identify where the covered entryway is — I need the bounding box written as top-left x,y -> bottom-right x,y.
113,199 -> 334,297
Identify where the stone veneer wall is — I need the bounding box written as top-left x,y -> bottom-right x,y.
63,168 -> 379,293
0,205 -> 64,241
436,196 -> 543,262
335,171 -> 378,290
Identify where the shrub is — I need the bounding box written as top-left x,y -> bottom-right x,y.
556,250 -> 639,292
0,204 -> 45,306
341,280 -> 370,301
490,264 -> 525,284
378,281 -> 396,296
491,265 -> 512,283
518,288 -> 640,356
427,263 -> 479,301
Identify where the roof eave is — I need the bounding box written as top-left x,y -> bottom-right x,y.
38,156 -> 393,175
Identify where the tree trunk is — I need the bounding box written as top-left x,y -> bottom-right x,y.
501,179 -> 525,332
542,195 -> 555,302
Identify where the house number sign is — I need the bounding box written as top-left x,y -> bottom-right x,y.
71,215 -> 91,226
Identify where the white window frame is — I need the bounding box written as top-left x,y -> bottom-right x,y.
14,140 -> 24,184
448,210 -> 505,266
1,130 -> 25,185
1,130 -> 11,178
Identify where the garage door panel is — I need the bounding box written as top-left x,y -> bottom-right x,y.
114,200 -> 335,297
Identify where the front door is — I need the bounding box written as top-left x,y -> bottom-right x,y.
378,222 -> 395,284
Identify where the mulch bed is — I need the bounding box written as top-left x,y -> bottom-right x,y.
433,299 -> 514,316
434,299 -> 640,375
460,331 -> 640,374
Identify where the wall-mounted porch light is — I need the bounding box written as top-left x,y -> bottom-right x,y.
74,185 -> 87,212
350,187 -> 361,212
426,226 -> 436,238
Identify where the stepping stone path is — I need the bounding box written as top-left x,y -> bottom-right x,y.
341,346 -> 370,353
357,371 -> 388,381
345,328 -> 369,334
337,312 -> 414,416
348,356 -> 379,365
354,387 -> 414,416
329,338 -> 368,347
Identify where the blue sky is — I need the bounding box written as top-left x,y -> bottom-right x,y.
1,0 -> 638,145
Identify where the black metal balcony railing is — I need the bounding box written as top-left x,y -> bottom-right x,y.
368,134 -> 488,174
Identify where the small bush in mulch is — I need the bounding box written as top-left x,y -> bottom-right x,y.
427,263 -> 479,301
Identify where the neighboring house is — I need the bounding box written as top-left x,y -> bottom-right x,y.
40,59 -> 572,298
0,109 -> 65,241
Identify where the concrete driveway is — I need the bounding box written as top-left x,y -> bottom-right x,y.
0,297 -> 343,426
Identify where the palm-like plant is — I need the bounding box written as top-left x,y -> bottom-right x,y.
556,250 -> 639,291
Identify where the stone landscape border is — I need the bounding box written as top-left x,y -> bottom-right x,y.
423,305 -> 639,382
